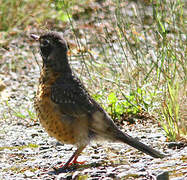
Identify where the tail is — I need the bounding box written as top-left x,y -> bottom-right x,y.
115,130 -> 165,158
91,110 -> 165,158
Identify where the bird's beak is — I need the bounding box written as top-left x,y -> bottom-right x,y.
30,34 -> 40,41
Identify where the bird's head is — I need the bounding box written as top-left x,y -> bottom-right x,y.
31,31 -> 70,72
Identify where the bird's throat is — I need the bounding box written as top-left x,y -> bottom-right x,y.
39,66 -> 61,85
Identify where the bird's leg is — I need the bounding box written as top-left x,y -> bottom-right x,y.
54,145 -> 86,173
71,150 -> 87,165
63,145 -> 86,167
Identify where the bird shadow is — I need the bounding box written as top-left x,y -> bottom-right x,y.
47,162 -> 102,175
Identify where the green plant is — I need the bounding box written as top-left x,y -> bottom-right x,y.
106,92 -> 141,120
158,82 -> 186,141
0,0 -> 59,31
52,0 -> 73,22
1,0 -> 186,142
65,0 -> 186,142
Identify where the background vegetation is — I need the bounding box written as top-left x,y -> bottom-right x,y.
0,0 -> 186,142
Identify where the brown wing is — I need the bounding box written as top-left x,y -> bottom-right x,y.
51,74 -> 99,116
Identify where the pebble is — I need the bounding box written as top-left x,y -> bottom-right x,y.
39,146 -> 50,150
156,171 -> 169,180
57,173 -> 72,180
117,171 -> 128,178
168,142 -> 186,149
24,170 -> 35,178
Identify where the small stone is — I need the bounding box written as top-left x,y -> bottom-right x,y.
156,171 -> 169,180
168,142 -> 186,149
24,170 -> 35,178
130,159 -> 139,163
107,172 -> 116,178
55,146 -> 64,151
39,146 -> 50,150
91,154 -> 101,159
117,171 -> 127,178
90,173 -> 102,177
31,133 -> 38,138
96,170 -> 107,174
0,80 -> 6,91
42,154 -> 52,159
57,173 -> 72,180
24,148 -> 34,154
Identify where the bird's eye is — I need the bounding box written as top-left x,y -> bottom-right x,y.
41,39 -> 50,47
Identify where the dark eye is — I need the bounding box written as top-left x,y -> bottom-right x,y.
41,39 -> 50,47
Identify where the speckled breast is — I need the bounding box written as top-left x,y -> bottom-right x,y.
34,70 -> 78,145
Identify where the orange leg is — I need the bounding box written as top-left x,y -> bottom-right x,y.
63,145 -> 86,167
54,145 -> 86,173
71,155 -> 86,165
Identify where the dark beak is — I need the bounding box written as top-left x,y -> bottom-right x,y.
30,34 -> 40,41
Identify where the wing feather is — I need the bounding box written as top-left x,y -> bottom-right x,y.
51,74 -> 97,116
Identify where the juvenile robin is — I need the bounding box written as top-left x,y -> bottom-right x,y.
31,31 -> 165,173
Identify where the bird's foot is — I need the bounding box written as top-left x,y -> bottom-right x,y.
57,159 -> 87,168
52,166 -> 70,174
52,160 -> 87,174
70,159 -> 87,165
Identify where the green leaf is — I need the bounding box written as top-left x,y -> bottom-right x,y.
108,92 -> 118,104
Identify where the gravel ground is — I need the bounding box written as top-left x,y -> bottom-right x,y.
0,32 -> 186,180
0,115 -> 186,179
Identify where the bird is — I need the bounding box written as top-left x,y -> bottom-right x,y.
31,31 -> 165,173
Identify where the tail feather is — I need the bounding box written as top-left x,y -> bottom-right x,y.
91,111 -> 165,158
116,130 -> 165,158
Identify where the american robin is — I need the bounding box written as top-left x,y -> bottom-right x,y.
31,31 -> 165,173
